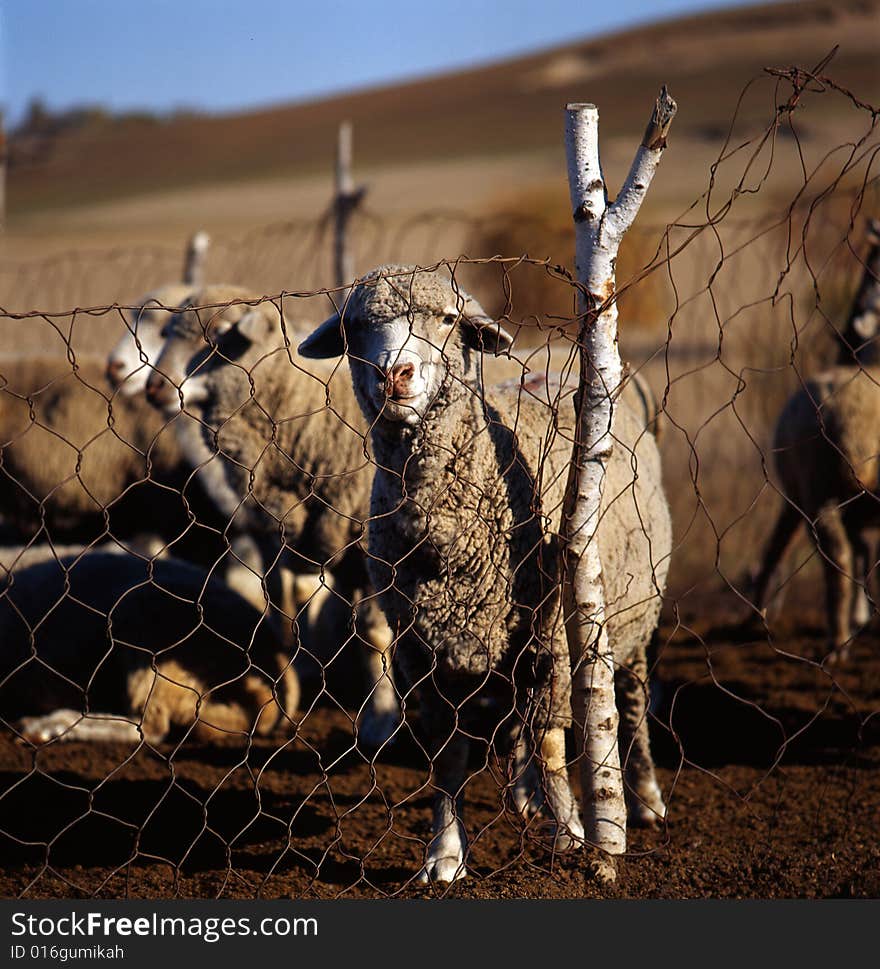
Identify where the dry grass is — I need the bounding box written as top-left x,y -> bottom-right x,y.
462,184 -> 676,334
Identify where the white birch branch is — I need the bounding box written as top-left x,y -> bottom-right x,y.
562,87 -> 676,884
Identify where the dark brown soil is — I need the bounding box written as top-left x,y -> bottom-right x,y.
2,592 -> 878,899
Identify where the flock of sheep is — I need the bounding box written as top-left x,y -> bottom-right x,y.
1,217 -> 877,884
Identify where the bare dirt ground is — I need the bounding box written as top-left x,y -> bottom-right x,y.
1,0 -> 878,904
1,590 -> 877,900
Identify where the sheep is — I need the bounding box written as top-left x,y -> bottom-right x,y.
107,271 -> 273,609
749,218 -> 880,661
1,547 -> 299,745
498,367 -> 664,440
298,264 -> 672,883
0,356 -> 188,548
105,230 -> 210,396
105,282 -> 198,396
143,286 -> 401,752
0,351 -> 251,582
0,539 -> 125,580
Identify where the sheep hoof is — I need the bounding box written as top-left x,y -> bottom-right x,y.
357,710 -> 402,754
417,857 -> 468,885
508,760 -> 544,818
824,645 -> 851,666
512,784 -> 544,819
627,785 -> 667,828
852,595 -> 872,628
541,772 -> 583,849
550,816 -> 585,852
16,709 -> 81,744
628,801 -> 667,828
584,850 -> 618,886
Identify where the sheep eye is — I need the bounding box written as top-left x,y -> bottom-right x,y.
442,313 -> 457,326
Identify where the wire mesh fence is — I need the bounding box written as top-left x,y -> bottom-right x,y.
0,61 -> 879,899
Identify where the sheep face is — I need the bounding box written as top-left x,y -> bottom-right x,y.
146,289 -> 273,415
106,285 -> 194,395
299,265 -> 513,425
343,311 -> 455,426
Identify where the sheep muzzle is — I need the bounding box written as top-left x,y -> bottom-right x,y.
384,362 -> 418,401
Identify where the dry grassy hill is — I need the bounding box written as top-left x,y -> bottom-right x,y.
7,0 -> 878,221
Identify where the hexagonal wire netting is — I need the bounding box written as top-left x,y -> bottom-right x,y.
0,63 -> 878,899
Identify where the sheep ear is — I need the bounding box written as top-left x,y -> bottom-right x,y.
299,313 -> 346,358
236,305 -> 277,344
455,293 -> 514,354
203,303 -> 251,338
460,314 -> 514,354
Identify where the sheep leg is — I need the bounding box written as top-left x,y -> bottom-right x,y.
16,709 -> 143,745
418,730 -> 469,884
616,656 -> 666,827
537,726 -> 584,850
813,505 -> 855,661
750,504 -> 801,618
507,724 -> 543,818
848,525 -> 873,628
356,598 -> 401,753
646,628 -> 667,719
288,570 -> 324,642
225,532 -> 269,613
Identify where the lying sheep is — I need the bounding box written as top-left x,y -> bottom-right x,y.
1,547 -> 299,745
144,286 -> 401,751
299,264 -> 672,883
750,218 -> 880,660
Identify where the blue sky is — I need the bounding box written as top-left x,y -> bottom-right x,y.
2,0 -> 750,125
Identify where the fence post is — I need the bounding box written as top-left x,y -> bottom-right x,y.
0,111 -> 6,231
182,230 -> 210,286
333,120 -> 366,288
562,87 -> 676,884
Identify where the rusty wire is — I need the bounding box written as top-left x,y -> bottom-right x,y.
0,64 -> 878,900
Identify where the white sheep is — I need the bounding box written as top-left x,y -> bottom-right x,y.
105,230 -> 210,395
749,217 -> 880,660
105,282 -> 196,396
299,265 -> 671,883
1,546 -> 299,745
106,271 -> 284,613
0,356 -> 190,550
143,287 -> 401,752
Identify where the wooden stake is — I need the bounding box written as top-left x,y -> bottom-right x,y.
333,121 -> 367,288
182,230 -> 210,286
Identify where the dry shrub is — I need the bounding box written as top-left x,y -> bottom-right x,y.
464,184 -> 675,343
